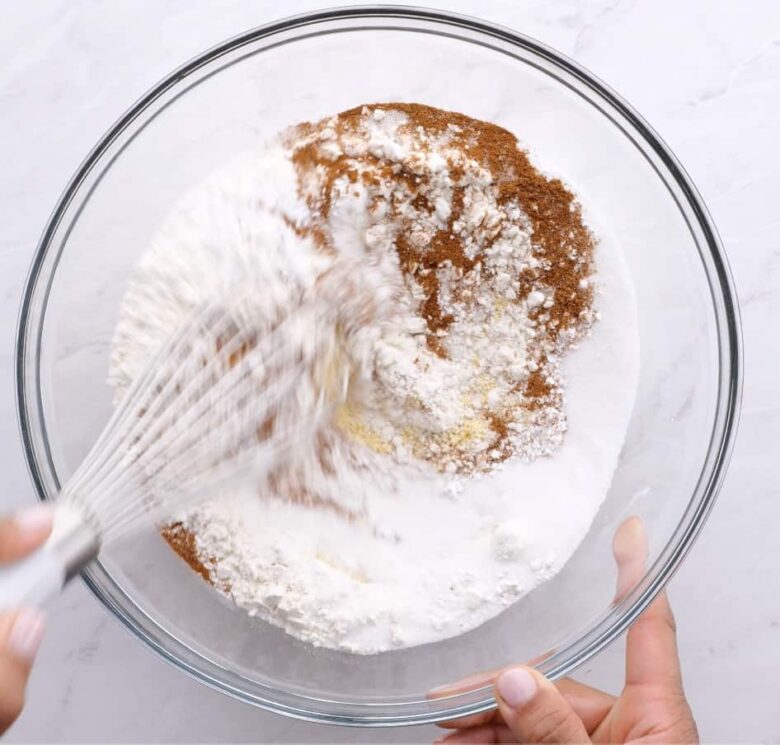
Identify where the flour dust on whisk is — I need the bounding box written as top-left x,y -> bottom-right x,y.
69,302 -> 351,543
0,265 -> 391,611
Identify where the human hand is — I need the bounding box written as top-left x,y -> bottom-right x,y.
435,518 -> 699,744
0,505 -> 52,735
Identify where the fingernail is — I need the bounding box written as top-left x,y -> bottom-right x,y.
496,668 -> 537,709
14,504 -> 53,536
6,608 -> 46,663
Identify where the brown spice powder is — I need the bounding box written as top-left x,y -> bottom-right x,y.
284,103 -> 595,468
287,103 -> 594,366
487,413 -> 513,464
372,103 -> 594,342
162,522 -> 213,583
523,369 -> 554,407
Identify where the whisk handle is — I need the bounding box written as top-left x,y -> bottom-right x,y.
0,548 -> 65,611
0,501 -> 100,612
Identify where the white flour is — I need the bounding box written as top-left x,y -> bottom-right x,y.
110,106 -> 640,654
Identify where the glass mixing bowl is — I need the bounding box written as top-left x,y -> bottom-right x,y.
16,6 -> 741,727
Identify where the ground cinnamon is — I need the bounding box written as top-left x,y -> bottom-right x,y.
161,522 -> 213,583
287,103 -> 594,398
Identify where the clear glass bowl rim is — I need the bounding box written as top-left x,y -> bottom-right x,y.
15,4 -> 743,727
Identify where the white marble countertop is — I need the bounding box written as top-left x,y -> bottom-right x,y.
1,1 -> 778,742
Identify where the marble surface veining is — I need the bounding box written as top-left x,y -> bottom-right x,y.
1,1 -> 778,742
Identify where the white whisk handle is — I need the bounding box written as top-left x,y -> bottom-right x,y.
0,548 -> 65,610
0,501 -> 100,612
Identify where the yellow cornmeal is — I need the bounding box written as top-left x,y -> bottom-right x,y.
399,414 -> 493,467
338,389 -> 499,468
458,374 -> 496,409
474,374 -> 496,405
335,404 -> 393,454
445,416 -> 491,446
492,295 -> 509,320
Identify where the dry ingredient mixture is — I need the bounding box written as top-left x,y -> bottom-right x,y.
110,104 -> 639,654
284,104 -> 596,473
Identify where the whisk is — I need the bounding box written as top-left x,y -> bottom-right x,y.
0,278 -> 365,610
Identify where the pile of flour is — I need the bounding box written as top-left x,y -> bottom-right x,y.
110,105 -> 640,654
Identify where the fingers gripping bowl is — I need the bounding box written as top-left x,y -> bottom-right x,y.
16,8 -> 741,726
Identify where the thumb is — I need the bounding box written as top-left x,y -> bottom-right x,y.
495,667 -> 590,743
0,505 -> 53,563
